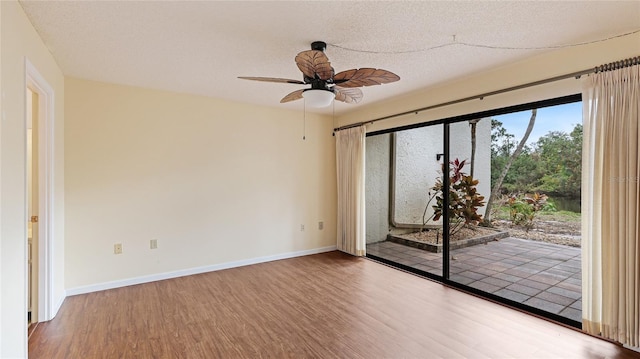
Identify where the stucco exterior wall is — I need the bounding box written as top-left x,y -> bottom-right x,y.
369,118 -> 491,227
365,134 -> 390,243
393,119 -> 491,227
394,125 -> 443,224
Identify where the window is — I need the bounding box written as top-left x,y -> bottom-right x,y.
366,95 -> 582,326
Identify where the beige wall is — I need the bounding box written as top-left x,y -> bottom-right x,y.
0,1 -> 65,357
336,32 -> 640,132
64,78 -> 337,290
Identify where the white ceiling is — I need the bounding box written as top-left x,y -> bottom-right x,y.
20,1 -> 640,114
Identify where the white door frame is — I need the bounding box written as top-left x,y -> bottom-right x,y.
25,58 -> 55,322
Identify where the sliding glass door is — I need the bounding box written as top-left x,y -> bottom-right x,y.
365,97 -> 582,327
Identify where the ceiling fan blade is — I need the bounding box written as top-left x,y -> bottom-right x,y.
238,76 -> 305,84
295,50 -> 333,80
280,89 -> 305,103
334,87 -> 363,104
333,68 -> 400,88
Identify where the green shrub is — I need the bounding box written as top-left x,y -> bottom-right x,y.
507,192 -> 548,231
541,201 -> 557,212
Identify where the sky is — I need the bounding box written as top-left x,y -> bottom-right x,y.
494,101 -> 582,146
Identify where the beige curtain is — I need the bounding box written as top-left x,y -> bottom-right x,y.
582,63 -> 639,347
336,126 -> 366,256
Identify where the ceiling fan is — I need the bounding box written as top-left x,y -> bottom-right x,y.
238,41 -> 400,108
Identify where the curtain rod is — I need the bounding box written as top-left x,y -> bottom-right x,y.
334,55 -> 640,132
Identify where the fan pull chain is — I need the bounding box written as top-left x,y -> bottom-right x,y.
303,100 -> 306,140
332,100 -> 336,137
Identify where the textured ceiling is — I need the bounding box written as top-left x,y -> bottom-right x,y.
20,1 -> 640,114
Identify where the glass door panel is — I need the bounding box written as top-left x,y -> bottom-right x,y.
366,124 -> 444,278
447,105 -> 582,325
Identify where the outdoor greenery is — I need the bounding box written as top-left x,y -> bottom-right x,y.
507,192 -> 549,230
493,195 -> 581,222
423,159 -> 485,235
419,112 -> 581,235
491,119 -> 582,198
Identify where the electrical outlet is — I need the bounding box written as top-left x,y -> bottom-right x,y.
300,224 -> 305,231
318,221 -> 324,230
150,239 -> 158,249
114,243 -> 123,254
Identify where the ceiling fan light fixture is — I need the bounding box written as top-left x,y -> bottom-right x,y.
302,89 -> 335,108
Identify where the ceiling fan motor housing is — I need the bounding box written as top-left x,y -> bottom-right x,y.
310,41 -> 327,52
309,78 -> 332,91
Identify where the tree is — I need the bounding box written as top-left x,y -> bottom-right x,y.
501,148 -> 541,193
468,118 -> 481,177
491,118 -> 516,158
484,109 -> 537,225
534,124 -> 582,197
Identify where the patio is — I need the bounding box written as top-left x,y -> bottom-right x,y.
367,237 -> 582,322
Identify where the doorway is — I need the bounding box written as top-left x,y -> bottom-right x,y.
27,87 -> 39,330
25,59 -> 55,328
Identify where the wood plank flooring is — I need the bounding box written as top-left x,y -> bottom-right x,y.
29,251 -> 637,358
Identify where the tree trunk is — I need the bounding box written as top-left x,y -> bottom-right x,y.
468,119 -> 481,177
483,109 -> 537,225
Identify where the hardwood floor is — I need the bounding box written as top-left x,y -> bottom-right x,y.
29,251 -> 637,358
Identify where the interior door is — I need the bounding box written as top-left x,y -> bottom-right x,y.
27,88 -> 39,324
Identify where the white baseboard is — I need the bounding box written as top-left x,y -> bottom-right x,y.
66,245 -> 337,296
54,295 -> 65,317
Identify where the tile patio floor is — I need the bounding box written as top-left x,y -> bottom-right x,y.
367,237 -> 582,322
